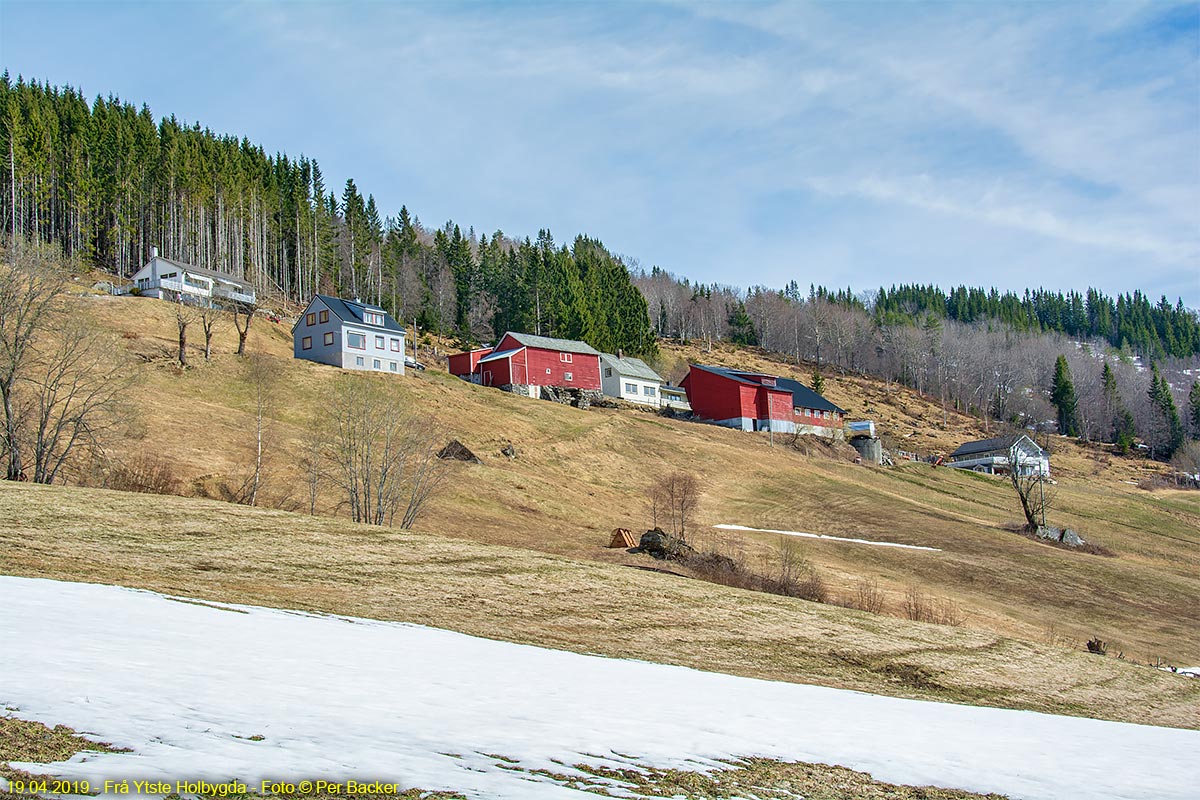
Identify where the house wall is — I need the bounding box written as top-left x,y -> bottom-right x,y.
523,347 -> 601,390
340,325 -> 406,375
293,298 -> 343,368
481,355 -> 514,387
449,348 -> 491,378
795,407 -> 843,429
684,368 -> 753,423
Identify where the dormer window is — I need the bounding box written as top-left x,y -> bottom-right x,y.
364,311 -> 384,326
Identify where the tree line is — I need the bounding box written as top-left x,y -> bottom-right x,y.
0,75 -> 655,356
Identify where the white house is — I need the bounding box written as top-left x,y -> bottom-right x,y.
293,294 -> 406,375
948,434 -> 1050,477
127,247 -> 255,306
599,353 -> 665,407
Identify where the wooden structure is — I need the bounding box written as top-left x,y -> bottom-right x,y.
608,528 -> 638,548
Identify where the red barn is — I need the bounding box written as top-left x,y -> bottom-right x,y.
681,365 -> 846,435
448,332 -> 602,396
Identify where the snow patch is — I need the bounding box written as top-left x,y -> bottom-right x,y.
714,523 -> 941,551
2,577 -> 1196,800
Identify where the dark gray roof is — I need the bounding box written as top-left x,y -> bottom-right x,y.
692,365 -> 844,414
314,294 -> 405,334
950,435 -> 1041,458
154,256 -> 252,289
501,332 -> 600,356
600,353 -> 663,382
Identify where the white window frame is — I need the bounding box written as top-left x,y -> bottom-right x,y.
346,331 -> 367,350
564,371 -> 574,382
560,353 -> 573,363
625,382 -> 638,394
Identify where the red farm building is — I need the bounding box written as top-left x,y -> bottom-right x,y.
681,365 -> 846,436
448,332 -> 602,399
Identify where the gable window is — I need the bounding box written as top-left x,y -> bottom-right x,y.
625,382 -> 638,394
323,332 -> 335,346
346,332 -> 366,349
564,372 -> 574,382
604,367 -> 612,377
390,338 -> 400,352
560,353 -> 573,363
375,335 -> 385,349
301,336 -> 312,350
306,313 -> 316,326
319,310 -> 329,323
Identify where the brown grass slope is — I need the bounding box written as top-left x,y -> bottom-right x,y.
4,288 -> 1197,719
2,481 -> 1197,730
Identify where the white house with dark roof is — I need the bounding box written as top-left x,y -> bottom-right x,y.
292,294 -> 406,375
127,247 -> 255,306
948,434 -> 1049,477
599,352 -> 665,407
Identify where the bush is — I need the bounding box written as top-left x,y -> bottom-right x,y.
840,578 -> 886,615
106,455 -> 181,496
903,585 -> 964,626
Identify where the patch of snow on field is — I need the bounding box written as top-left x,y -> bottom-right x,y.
715,523 -> 942,551
2,577 -> 1197,800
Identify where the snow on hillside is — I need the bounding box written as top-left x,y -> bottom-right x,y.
1,577 -> 1197,800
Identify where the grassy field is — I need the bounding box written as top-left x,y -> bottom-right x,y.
2,482 -> 1197,730
3,286 -> 1197,736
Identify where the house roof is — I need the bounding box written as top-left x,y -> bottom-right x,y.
951,434 -> 1042,459
501,332 -> 600,356
478,347 -> 523,364
152,256 -> 253,289
313,294 -> 405,334
600,353 -> 663,383
691,365 -> 845,413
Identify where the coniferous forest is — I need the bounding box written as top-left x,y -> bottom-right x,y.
3,74 -> 1199,458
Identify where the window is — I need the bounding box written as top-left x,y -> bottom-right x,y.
564,372 -> 573,382
323,332 -> 335,346
546,368 -> 552,374
160,272 -> 177,280
373,359 -> 381,370
364,311 -> 384,326
644,386 -> 656,397
375,335 -> 385,349
306,313 -> 316,326
390,338 -> 400,352
355,356 -> 364,366
604,367 -> 612,377
319,310 -> 329,323
347,332 -> 366,349
560,353 -> 573,363
389,361 -> 398,372
301,336 -> 312,350
625,382 -> 638,394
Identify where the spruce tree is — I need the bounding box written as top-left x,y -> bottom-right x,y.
1050,355 -> 1080,437
811,369 -> 825,397
728,301 -> 756,346
1189,381 -> 1200,440
1147,365 -> 1184,458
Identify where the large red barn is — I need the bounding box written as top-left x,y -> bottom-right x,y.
448,332 -> 602,397
681,365 -> 846,435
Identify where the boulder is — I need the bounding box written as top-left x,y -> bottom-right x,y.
635,528 -> 695,561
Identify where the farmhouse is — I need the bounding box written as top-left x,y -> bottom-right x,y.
600,352 -> 665,407
948,434 -> 1050,477
293,294 -> 406,375
126,247 -> 255,306
449,332 -> 602,400
681,365 -> 846,436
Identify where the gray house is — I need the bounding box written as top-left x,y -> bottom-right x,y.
599,353 -> 665,407
126,247 -> 255,306
293,294 -> 406,375
948,434 -> 1050,477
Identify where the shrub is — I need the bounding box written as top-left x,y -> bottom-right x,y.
903,585 -> 964,626
106,455 -> 181,496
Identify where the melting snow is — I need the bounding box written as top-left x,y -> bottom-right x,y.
714,523 -> 942,551
1,577 -> 1196,800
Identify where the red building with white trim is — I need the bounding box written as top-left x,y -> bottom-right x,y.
681,365 -> 846,435
449,332 -> 602,398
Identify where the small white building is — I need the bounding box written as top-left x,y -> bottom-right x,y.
127,248 -> 255,306
600,353 -> 665,407
948,434 -> 1050,477
293,294 -> 406,375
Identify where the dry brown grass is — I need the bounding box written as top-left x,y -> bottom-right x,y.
2,482 -> 1197,730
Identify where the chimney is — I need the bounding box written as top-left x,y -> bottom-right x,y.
617,348 -> 624,360
150,246 -> 159,260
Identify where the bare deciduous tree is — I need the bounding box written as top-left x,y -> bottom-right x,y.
0,241 -> 67,480
646,471 -> 701,543
169,292 -> 200,367
199,304 -> 223,362
233,355 -> 279,506
230,300 -> 256,356
1009,440 -> 1054,530
325,376 -> 453,527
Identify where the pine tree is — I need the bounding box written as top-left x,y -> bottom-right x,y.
1050,355 -> 1080,438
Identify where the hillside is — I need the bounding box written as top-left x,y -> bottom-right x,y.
6,287 -> 1199,695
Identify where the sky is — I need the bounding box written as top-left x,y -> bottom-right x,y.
2,0 -> 1198,305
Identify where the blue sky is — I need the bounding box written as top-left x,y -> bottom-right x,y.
3,0 -> 1198,305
